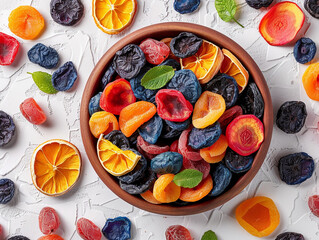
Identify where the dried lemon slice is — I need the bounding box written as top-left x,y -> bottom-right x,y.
31,139 -> 81,196
97,135 -> 140,176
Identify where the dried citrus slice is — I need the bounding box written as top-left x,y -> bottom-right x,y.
181,40 -> 224,84
220,49 -> 249,93
97,135 -> 140,176
92,0 -> 137,35
31,139 -> 81,196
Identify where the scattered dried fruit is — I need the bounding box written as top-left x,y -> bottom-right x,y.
0,178 -> 15,204
28,43 -> 59,69
293,38 -> 317,64
304,0 -> 319,19
308,195 -> 319,218
20,98 -> 47,125
246,0 -> 273,9
39,207 -> 60,235
38,234 -> 64,240
275,232 -> 305,240
0,111 -> 16,147
0,32 -> 19,66
102,217 -> 131,240
8,236 -> 30,240
165,225 -> 192,240
170,32 -> 203,58
52,61 -> 77,91
76,218 -> 102,240
302,62 -> 319,101
50,0 -> 84,26
174,0 -> 200,14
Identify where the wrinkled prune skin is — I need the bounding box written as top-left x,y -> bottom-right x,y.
50,0 -> 84,26
276,101 -> 307,134
159,59 -> 181,70
52,61 -> 77,91
204,73 -> 239,108
27,43 -> 59,69
174,0 -> 201,14
119,169 -> 156,194
104,130 -> 130,149
151,152 -> 183,174
245,0 -> 273,9
0,111 -> 15,147
167,69 -> 201,104
188,122 -> 221,149
102,216 -> 131,240
113,44 -> 146,80
239,82 -> 264,119
165,118 -> 191,132
209,163 -> 232,197
101,65 -> 116,89
294,38 -> 317,64
224,148 -> 254,173
279,152 -> 314,185
8,236 -> 30,240
170,32 -> 203,58
305,0 -> 319,19
275,232 -> 305,240
0,178 -> 15,204
128,131 -> 139,148
161,121 -> 183,139
139,114 -> 163,144
171,199 -> 190,206
118,150 -> 147,184
88,92 -> 102,116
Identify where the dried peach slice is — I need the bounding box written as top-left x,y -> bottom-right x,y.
89,111 -> 119,138
179,175 -> 213,202
302,62 -> 319,101
153,174 -> 181,203
200,135 -> 228,163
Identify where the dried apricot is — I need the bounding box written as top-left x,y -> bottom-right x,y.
200,135 -> 228,163
8,6 -> 45,40
153,174 -> 181,203
76,217 -> 102,240
39,207 -> 60,235
236,196 -> 280,237
89,111 -> 119,138
302,62 -> 319,101
140,189 -> 162,204
179,175 -> 213,202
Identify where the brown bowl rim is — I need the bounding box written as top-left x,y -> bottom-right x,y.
80,22 -> 273,216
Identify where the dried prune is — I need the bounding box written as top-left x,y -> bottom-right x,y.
0,178 -> 15,204
104,130 -> 130,149
0,32 -> 19,66
113,44 -> 146,80
204,73 -> 239,108
161,121 -> 183,139
170,32 -> 203,58
174,0 -> 200,14
188,122 -> 222,149
139,38 -> 170,65
139,114 -> 163,144
159,59 -> 181,70
119,169 -> 156,194
276,101 -> 307,134
128,130 -> 138,147
8,236 -> 30,240
279,152 -> 314,185
245,0 -> 273,9
183,157 -> 210,179
294,38 -> 317,64
305,0 -> 319,19
209,163 -> 232,197
151,152 -> 183,174
165,118 -> 191,132
225,148 -> 254,173
239,82 -> 264,119
101,65 -> 116,89
27,43 -> 59,69
165,225 -> 192,240
167,69 -> 201,104
88,92 -> 102,116
50,0 -> 84,26
0,111 -> 15,147
118,149 -> 147,184
275,232 -> 305,240
52,61 -> 77,91
102,216 -> 131,240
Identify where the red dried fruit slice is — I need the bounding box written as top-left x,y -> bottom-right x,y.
259,2 -> 305,46
38,235 -> 64,240
20,98 -> 46,125
183,157 -> 210,179
170,140 -> 179,152
136,144 -> 157,160
0,32 -> 19,66
39,207 -> 60,235
140,38 -> 170,65
218,105 -> 243,133
100,79 -> 136,115
137,136 -> 170,155
0,224 -> 2,238
76,218 -> 102,240
226,115 -> 264,156
308,195 -> 319,217
178,128 -> 202,161
165,225 -> 192,240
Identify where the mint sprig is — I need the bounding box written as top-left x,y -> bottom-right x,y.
141,65 -> 175,90
215,0 -> 244,28
173,169 -> 203,188
201,230 -> 218,240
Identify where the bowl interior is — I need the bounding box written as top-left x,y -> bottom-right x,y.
80,22 -> 273,216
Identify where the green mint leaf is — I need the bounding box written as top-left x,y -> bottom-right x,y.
215,0 -> 244,28
141,65 -> 175,90
28,71 -> 58,94
201,230 -> 218,240
173,169 -> 203,188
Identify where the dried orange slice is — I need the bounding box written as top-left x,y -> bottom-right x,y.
220,49 -> 249,93
92,0 -> 137,35
97,135 -> 140,176
31,139 -> 81,196
181,40 -> 224,84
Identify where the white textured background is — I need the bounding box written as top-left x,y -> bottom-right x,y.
0,0 -> 319,239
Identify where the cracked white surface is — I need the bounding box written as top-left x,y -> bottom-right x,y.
1,0 -> 319,239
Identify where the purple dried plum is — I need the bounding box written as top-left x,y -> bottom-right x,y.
113,44 -> 146,80
165,118 -> 191,132
276,101 -> 307,134
159,59 -> 181,70
119,169 -> 155,194
128,130 -> 139,147
305,0 -> 319,19
245,0 -> 273,9
161,121 -> 183,139
188,122 -> 221,149
224,148 -> 254,173
294,38 -> 317,64
88,92 -> 102,116
167,69 -> 201,104
275,232 -> 305,240
151,152 -> 183,174
239,82 -> 264,119
102,216 -> 131,240
170,32 -> 203,58
104,130 -> 130,149
0,178 -> 15,204
52,61 -> 77,91
8,236 -> 30,240
278,152 -> 314,185
27,43 -> 59,69
50,0 -> 84,26
138,114 -> 163,144
204,73 -> 239,108
209,163 -> 232,197
101,65 -> 116,89
174,0 -> 200,14
0,111 -> 15,147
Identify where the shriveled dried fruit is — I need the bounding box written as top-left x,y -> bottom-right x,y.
20,98 -> 47,125
209,163 -> 232,197
139,114 -> 163,144
0,32 -> 19,66
305,0 -> 319,19
225,148 -> 254,173
170,32 -> 203,58
188,122 -> 222,149
102,217 -> 131,240
139,38 -> 170,65
0,111 -> 16,147
153,174 -> 181,203
246,0 -> 273,9
76,217 -> 102,240
174,0 -> 200,14
293,38 -> 317,64
0,178 -> 15,204
8,236 -> 30,240
101,65 -> 116,89
178,128 -> 202,161
50,0 -> 84,26
52,61 -> 78,91
151,152 -> 183,174
39,207 -> 60,235
183,158 -> 210,179
104,130 -> 130,149
218,105 -> 243,133
239,82 -> 264,119
165,225 -> 192,240
88,92 -> 102,116
120,168 -> 155,194
38,234 -> 64,240
27,43 -> 59,69
308,195 -> 319,217
275,232 -> 305,240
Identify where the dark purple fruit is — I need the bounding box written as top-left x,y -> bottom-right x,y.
224,148 -> 254,173
101,65 -> 116,89
8,236 -> 30,240
102,217 -> 131,240
209,163 -> 232,197
245,0 -> 273,9
188,122 -> 221,149
119,169 -> 155,194
170,32 -> 203,58
50,0 -> 84,26
0,111 -> 15,147
27,43 -> 59,69
239,82 -> 264,119
52,61 -> 77,91
0,178 -> 15,204
174,0 -> 201,14
305,0 -> 319,19
293,38 -> 317,64
104,130 -> 130,149
275,232 -> 305,240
